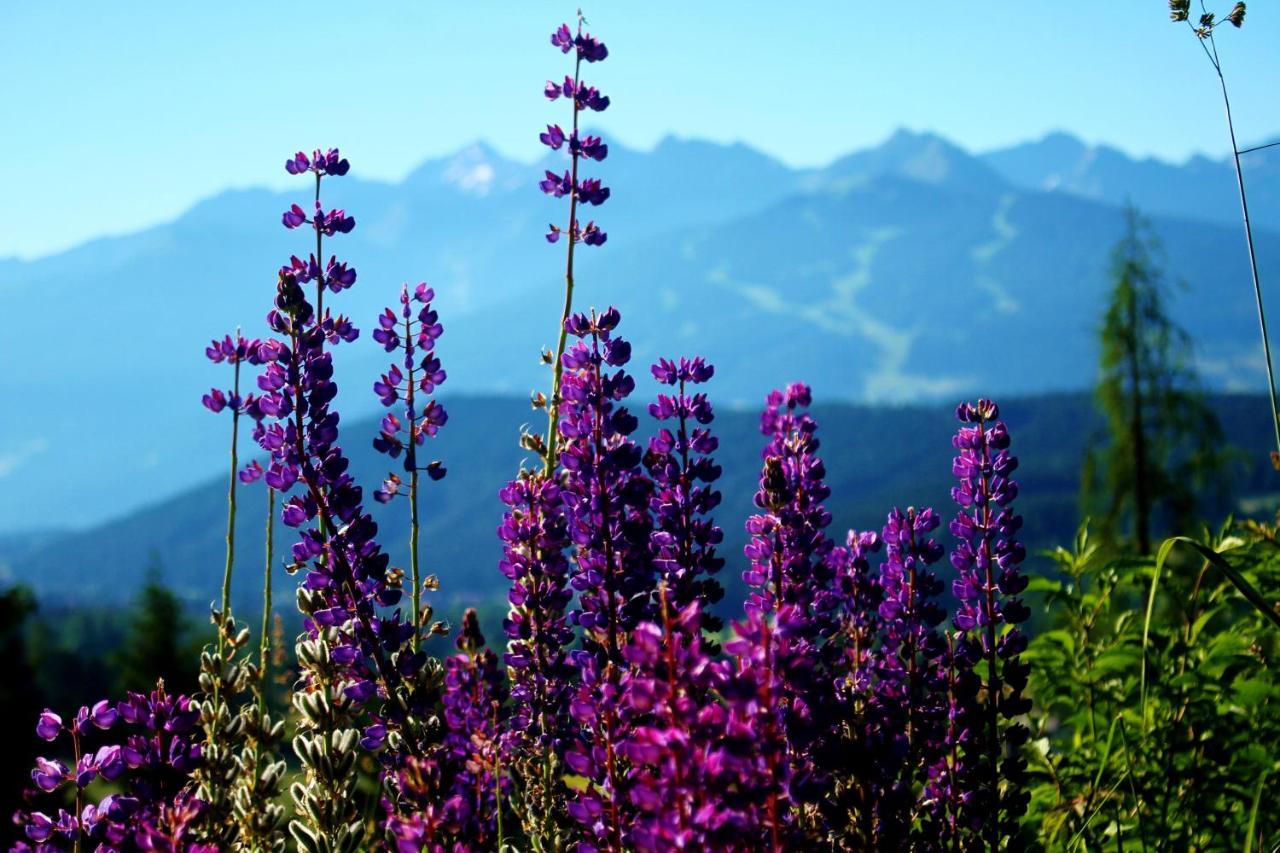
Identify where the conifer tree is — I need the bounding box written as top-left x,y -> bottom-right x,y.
1083,207 -> 1228,553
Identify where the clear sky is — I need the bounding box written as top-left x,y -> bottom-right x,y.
4,1 -> 1278,259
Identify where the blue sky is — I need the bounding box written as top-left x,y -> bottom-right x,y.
4,1 -> 1278,259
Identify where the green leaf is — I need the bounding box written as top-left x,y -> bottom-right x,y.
1093,646 -> 1142,678
1145,535 -> 1280,729
1244,765 -> 1270,853
1232,677 -> 1276,708
1027,575 -> 1064,594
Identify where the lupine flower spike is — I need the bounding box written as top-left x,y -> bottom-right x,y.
196,330 -> 265,843
263,147 -> 414,850
558,307 -> 654,849
950,399 -> 1031,845
373,283 -> 449,651
538,15 -> 611,474
645,357 -> 726,642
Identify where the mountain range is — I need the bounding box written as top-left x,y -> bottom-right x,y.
1,392 -> 1272,609
2,127 -> 1278,540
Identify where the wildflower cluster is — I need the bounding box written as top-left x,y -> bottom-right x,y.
10,19 -> 1040,852
16,684 -> 205,851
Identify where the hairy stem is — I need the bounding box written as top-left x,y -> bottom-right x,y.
543,51 -> 584,474
259,486 -> 274,712
216,358 -> 241,708
406,312 -> 422,652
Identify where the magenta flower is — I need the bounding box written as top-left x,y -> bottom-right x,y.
36,709 -> 62,741
540,19 -> 611,248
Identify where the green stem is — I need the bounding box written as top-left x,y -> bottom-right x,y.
406,311 -> 421,652
259,486 -> 274,712
542,50 -> 584,475
495,737 -> 505,851
315,171 -> 324,320
72,729 -> 82,853
216,358 -> 241,707
1194,25 -> 1280,461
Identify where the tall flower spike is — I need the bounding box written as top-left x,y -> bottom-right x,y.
541,17 -> 611,475
559,307 -> 654,663
950,399 -> 1031,845
439,609 -> 510,847
868,506 -> 946,847
740,383 -> 839,826
279,148 -> 357,321
822,529 -> 885,847
645,357 -> 726,642
499,470 -> 575,845
558,307 -> 654,849
196,330 -> 265,844
372,283 -> 449,652
264,148 -> 422,851
384,609 -> 511,849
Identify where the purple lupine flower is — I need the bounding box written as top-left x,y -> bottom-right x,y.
743,384 -> 837,624
437,609 -> 510,847
574,30 -> 609,62
293,201 -> 356,237
539,124 -> 567,149
260,149 -> 419,731
271,149 -> 448,851
557,307 -> 654,847
719,607 -> 796,849
570,131 -> 608,161
540,19 -> 610,248
921,629 -> 982,843
384,755 -> 451,852
829,530 -> 883,700
31,757 -> 68,792
949,399 -> 1032,843
201,332 -> 265,417
867,506 -> 947,846
36,709 -> 62,741
559,307 -> 654,661
550,22 -> 574,52
17,683 -> 206,848
371,283 -> 448,653
644,357 -> 726,641
499,476 -> 574,726
562,651 -> 626,848
617,598 -> 739,849
498,470 -> 575,840
285,148 -> 350,177
371,283 -> 448,496
134,791 -> 217,852
738,384 -> 840,825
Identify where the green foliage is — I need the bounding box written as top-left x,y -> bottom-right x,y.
1025,521 -> 1280,850
112,555 -> 204,697
1083,208 -> 1230,554
0,586 -> 42,814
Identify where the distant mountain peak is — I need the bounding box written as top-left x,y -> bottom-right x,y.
980,129 -> 1279,224
407,142 -> 525,196
816,127 -> 1009,195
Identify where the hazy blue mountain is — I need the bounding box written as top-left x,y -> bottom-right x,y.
2,392 -> 1272,609
983,130 -> 1280,230
815,129 -> 1011,196
2,130 -> 1276,534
